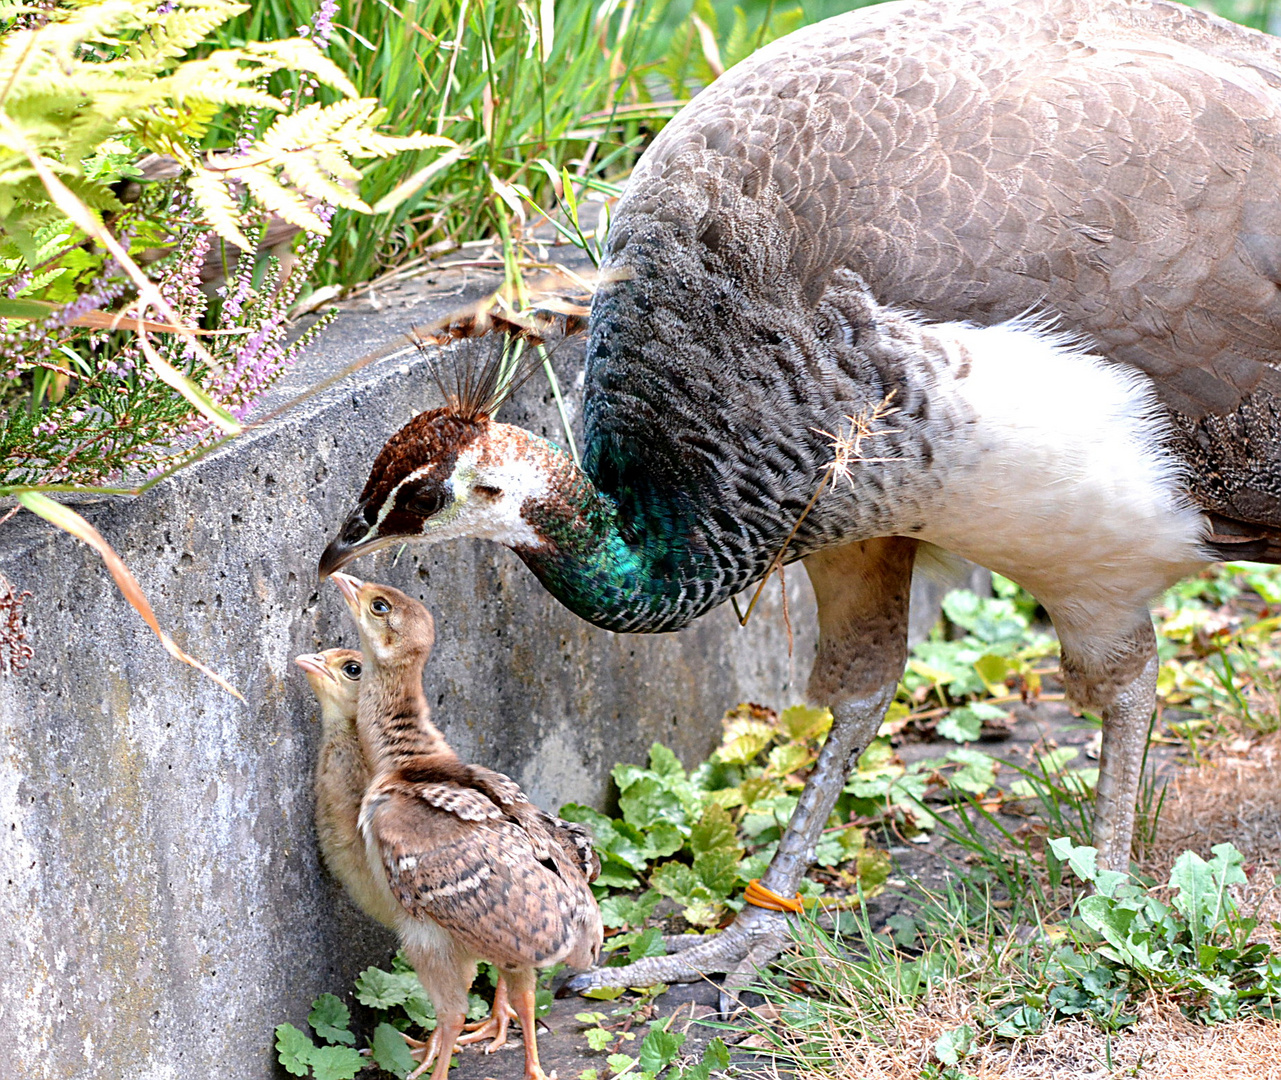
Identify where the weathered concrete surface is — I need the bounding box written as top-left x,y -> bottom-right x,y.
0,252 -> 821,1080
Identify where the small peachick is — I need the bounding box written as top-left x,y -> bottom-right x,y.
295,647 -> 521,1063
330,572 -> 602,1080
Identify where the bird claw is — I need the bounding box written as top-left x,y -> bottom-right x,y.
564,906 -> 790,999
457,1000 -> 517,1053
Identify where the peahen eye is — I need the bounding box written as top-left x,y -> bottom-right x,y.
341,661 -> 361,679
370,597 -> 391,615
407,487 -> 447,517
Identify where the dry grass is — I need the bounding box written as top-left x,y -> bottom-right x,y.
737,732 -> 1281,1080
746,988 -> 1281,1080
1139,732 -> 1281,950
1142,734 -> 1281,877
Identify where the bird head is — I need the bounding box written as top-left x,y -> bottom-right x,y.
294,647 -> 362,723
318,331 -> 557,580
329,572 -> 435,670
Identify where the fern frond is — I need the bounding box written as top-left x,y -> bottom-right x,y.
186,167 -> 252,250
130,3 -> 249,63
242,38 -> 359,98
238,168 -> 329,234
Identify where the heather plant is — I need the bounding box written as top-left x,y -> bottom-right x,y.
0,0 -> 447,686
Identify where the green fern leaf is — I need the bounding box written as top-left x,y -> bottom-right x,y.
244,38 -> 359,98
239,168 -> 330,235
186,168 -> 253,251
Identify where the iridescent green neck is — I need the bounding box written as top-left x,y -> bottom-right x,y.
512,436 -> 743,634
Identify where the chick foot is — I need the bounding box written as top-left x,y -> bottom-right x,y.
457,977 -> 517,1053
404,1030 -> 439,1068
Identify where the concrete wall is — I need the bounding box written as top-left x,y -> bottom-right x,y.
0,258 -> 820,1080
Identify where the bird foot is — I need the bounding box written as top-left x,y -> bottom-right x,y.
565,905 -> 790,1006
404,1031 -> 438,1066
457,1000 -> 517,1053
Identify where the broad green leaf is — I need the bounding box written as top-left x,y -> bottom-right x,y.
370,1021 -> 417,1078
617,777 -> 685,831
598,890 -> 662,930
779,703 -> 832,742
586,1027 -> 613,1051
688,804 -> 738,856
275,1023 -> 315,1077
308,994 -> 354,1045
626,927 -> 667,963
638,1028 -> 686,1074
934,1023 -> 974,1066
354,966 -> 412,1009
307,1045 -> 363,1080
693,848 -> 742,897
945,748 -> 997,794
767,741 -> 810,776
1048,837 -> 1098,883
606,1053 -> 637,1075
936,708 -> 982,743
649,743 -> 685,779
973,652 -> 1012,690
641,823 -> 686,860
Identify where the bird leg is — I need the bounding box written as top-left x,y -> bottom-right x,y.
403,1030 -> 438,1066
408,1010 -> 466,1080
1060,621 -> 1159,872
508,968 -> 554,1080
565,538 -> 915,997
456,974 -> 516,1052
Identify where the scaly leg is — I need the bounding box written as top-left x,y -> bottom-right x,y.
456,975 -> 516,1052
508,968 -> 553,1080
408,1011 -> 465,1080
566,538 -> 916,997
404,1030 -> 438,1067
1059,621 -> 1159,872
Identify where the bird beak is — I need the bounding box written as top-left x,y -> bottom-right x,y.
318,502 -> 374,580
293,653 -> 336,683
330,571 -> 365,615
319,506 -> 403,580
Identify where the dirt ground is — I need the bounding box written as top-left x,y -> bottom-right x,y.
442,696 -> 1281,1080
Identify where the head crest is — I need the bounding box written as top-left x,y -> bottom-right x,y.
408,307 -> 571,422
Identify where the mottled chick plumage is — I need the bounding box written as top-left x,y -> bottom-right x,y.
331,573 -> 601,1080
295,648 -> 404,931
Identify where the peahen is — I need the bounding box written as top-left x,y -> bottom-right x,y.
320,0 -> 1281,991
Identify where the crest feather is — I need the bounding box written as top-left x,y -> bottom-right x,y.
408,307 -> 569,422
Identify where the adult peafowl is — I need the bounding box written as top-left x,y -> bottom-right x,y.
320,0 -> 1281,992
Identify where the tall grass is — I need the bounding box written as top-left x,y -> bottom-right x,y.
211,0 -> 676,287
211,0 -> 890,289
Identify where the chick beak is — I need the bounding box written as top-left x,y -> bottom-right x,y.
330,571 -> 365,616
294,653 -> 336,683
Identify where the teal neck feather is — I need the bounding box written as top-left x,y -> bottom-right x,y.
512,435 -> 741,633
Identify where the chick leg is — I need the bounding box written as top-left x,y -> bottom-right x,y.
565,539 -> 915,997
1060,621 -> 1159,872
456,975 -> 516,1052
403,1030 -> 439,1067
408,1011 -> 465,1080
508,967 -> 553,1080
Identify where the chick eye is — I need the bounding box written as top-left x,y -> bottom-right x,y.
341,661 -> 361,679
370,597 -> 391,615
